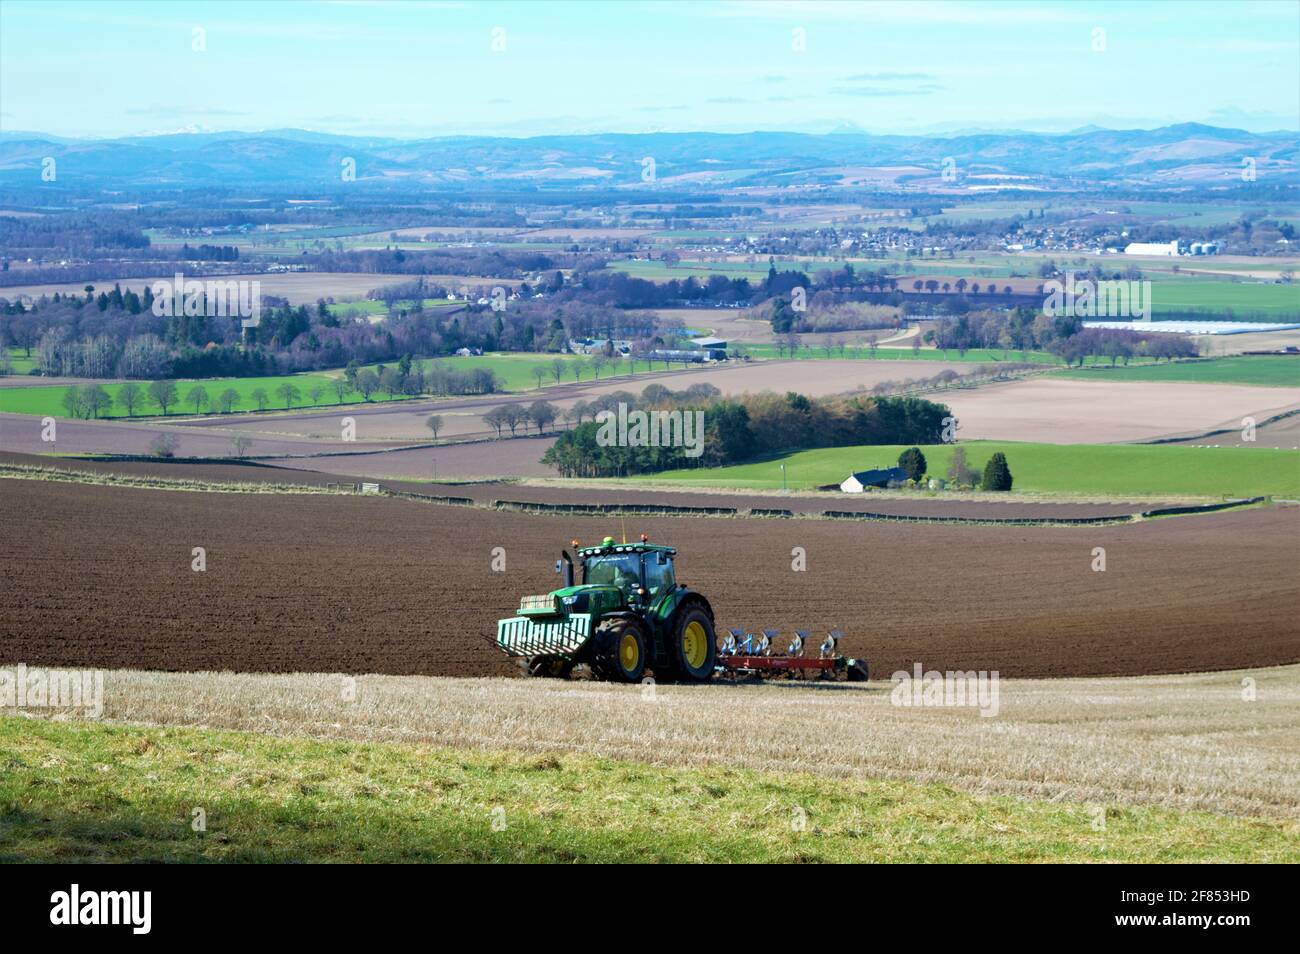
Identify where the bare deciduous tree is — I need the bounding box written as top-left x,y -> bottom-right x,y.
117,381 -> 144,417
148,379 -> 178,415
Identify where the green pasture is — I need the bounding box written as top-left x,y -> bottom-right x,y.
1056,355 -> 1300,387
349,351 -> 647,392
1148,278 -> 1299,316
0,347 -> 664,419
0,370 -> 410,419
633,440 -> 1300,498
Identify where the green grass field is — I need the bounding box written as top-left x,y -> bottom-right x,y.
1148,278 -> 1300,316
0,350 -> 660,419
4,716 -> 1290,862
635,440 -> 1300,498
0,371 -> 410,419
1057,355 -> 1300,387
350,352 -> 650,392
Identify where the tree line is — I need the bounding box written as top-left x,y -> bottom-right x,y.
54,355 -> 500,420
542,389 -> 952,478
929,308 -> 1199,364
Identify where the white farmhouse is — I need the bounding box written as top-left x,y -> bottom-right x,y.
840,467 -> 908,493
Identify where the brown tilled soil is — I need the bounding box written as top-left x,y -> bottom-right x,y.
2,477 -> 1296,679
266,437 -> 561,479
0,412 -> 411,458
0,451 -> 344,486
942,379 -> 1300,444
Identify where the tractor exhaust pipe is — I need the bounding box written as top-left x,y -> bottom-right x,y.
558,550 -> 575,588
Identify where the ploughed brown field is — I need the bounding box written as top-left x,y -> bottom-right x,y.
2,477 -> 1296,680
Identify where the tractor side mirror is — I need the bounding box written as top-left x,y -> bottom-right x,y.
656,552 -> 667,565
554,559 -> 563,575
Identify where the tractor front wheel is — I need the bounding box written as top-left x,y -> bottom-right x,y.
590,617 -> 648,683
669,607 -> 717,682
527,656 -> 574,679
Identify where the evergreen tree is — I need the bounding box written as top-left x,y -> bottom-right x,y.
770,297 -> 794,334
898,446 -> 927,482
981,452 -> 1013,491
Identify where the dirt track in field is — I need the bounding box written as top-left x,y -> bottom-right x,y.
2,477 -> 1296,680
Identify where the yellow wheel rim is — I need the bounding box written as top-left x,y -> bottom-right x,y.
619,633 -> 640,671
683,621 -> 708,670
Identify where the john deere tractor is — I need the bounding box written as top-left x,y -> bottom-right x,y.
496,535 -> 717,682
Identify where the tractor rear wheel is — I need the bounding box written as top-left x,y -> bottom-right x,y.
668,607 -> 717,682
590,617 -> 648,683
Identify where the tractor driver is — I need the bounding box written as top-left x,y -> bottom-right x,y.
586,554 -> 641,594
613,563 -> 639,591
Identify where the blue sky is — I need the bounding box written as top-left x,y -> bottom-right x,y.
2,0 -> 1297,139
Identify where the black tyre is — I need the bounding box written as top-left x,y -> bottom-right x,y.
590,617 -> 648,683
667,606 -> 717,682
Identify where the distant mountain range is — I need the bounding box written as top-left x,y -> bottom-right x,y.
0,124 -> 1295,191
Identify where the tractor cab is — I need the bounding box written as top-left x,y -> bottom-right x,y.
578,536 -> 677,608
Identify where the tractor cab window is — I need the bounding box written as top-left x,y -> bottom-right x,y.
584,554 -> 642,591
643,554 -> 676,599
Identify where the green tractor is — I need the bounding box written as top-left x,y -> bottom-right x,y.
496,534 -> 717,683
